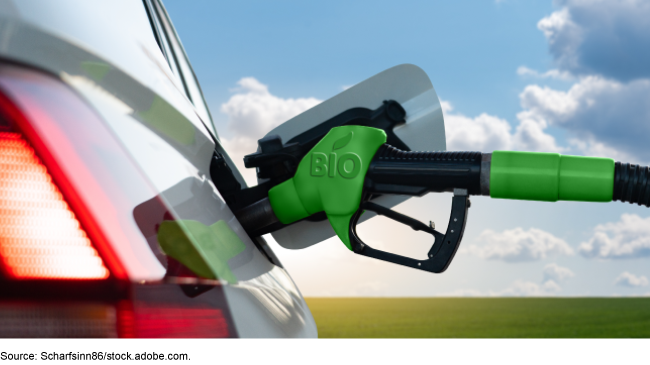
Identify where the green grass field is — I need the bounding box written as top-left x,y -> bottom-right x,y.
305,297 -> 650,338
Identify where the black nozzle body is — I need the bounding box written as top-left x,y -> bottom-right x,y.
365,144 -> 487,196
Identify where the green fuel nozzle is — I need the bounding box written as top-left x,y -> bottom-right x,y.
233,125 -> 649,273
268,126 -> 386,250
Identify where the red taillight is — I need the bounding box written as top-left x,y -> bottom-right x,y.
0,64 -> 236,338
0,131 -> 109,279
117,301 -> 230,338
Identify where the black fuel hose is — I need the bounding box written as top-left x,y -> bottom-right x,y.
614,162 -> 650,207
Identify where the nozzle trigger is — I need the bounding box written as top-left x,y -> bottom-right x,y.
349,190 -> 470,273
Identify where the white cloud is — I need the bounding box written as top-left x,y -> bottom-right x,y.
517,76 -> 650,163
543,263 -> 575,283
611,292 -> 650,297
513,118 -> 564,153
445,112 -> 514,152
518,82 -> 582,121
525,1 -> 650,163
435,288 -> 484,297
347,280 -> 387,296
566,138 -> 636,163
538,0 -> 650,82
440,100 -> 453,114
579,214 -> 650,259
614,272 -> 649,288
517,66 -> 573,81
537,6 -> 572,40
465,227 -> 573,262
542,279 -> 562,293
443,101 -> 563,153
221,77 -> 321,137
438,280 -> 562,297
537,7 -> 581,72
490,279 -> 561,297
443,265 -> 571,297
219,77 -> 321,185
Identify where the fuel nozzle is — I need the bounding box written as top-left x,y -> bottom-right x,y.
233,125 -> 649,273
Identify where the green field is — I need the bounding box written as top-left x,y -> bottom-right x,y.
305,297 -> 650,338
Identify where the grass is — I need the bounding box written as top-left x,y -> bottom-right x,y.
304,297 -> 650,338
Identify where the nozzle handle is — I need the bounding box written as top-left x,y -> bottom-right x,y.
349,189 -> 470,273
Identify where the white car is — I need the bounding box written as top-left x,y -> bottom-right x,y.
0,0 -> 317,338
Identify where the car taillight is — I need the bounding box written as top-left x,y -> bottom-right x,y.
0,64 -> 235,338
117,301 -> 229,338
0,131 -> 109,279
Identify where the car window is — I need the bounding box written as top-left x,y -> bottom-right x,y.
142,0 -> 188,97
147,0 -> 218,138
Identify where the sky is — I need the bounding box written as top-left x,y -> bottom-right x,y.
164,0 -> 650,297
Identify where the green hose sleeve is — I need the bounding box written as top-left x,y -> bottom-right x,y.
269,126 -> 387,250
490,151 -> 615,202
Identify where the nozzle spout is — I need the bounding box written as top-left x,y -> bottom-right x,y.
234,198 -> 279,234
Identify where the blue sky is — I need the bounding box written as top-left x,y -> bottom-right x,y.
165,0 -> 557,123
165,0 -> 650,297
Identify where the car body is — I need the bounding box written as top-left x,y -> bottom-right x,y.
0,0 -> 317,337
